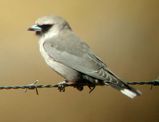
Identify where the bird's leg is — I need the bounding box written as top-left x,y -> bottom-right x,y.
72,81 -> 84,91
88,85 -> 96,93
88,79 -> 98,93
81,75 -> 98,93
57,80 -> 67,92
75,83 -> 84,91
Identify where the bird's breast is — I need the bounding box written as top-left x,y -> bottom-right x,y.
38,38 -> 80,82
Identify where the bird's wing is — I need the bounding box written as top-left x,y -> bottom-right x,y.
43,30 -> 115,81
43,30 -> 141,98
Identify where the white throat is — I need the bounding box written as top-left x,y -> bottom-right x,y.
40,29 -> 59,41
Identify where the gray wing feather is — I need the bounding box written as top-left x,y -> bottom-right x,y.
43,30 -> 110,81
43,30 -> 142,97
43,31 -> 140,98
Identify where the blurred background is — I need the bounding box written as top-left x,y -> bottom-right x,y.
0,0 -> 158,122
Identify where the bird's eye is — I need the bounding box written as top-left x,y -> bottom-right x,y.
38,24 -> 53,32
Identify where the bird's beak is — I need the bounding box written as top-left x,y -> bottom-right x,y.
28,25 -> 42,31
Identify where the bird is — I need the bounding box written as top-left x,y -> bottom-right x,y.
28,15 -> 141,98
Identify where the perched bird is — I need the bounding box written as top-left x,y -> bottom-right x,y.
28,16 -> 141,98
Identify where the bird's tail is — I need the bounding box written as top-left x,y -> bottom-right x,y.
108,79 -> 141,98
120,86 -> 141,99
104,71 -> 141,98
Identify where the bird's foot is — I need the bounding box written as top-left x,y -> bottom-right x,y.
57,80 -> 67,92
73,83 -> 84,91
88,84 -> 96,93
76,84 -> 84,91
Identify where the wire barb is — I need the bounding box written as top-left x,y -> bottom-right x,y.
25,80 -> 39,95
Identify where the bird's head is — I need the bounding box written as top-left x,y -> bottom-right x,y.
28,16 -> 71,37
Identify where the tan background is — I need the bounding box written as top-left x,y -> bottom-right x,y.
0,0 -> 158,122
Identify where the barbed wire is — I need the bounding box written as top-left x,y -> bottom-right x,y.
0,80 -> 158,94
127,80 -> 159,85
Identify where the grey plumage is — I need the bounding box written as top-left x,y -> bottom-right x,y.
28,16 -> 141,98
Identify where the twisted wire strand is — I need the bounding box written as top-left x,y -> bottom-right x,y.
0,80 -> 158,90
127,80 -> 159,86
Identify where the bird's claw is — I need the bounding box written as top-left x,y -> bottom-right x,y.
75,84 -> 84,91
57,81 -> 67,92
58,84 -> 65,92
88,85 -> 96,93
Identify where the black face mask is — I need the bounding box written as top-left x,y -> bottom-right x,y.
36,24 -> 53,36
